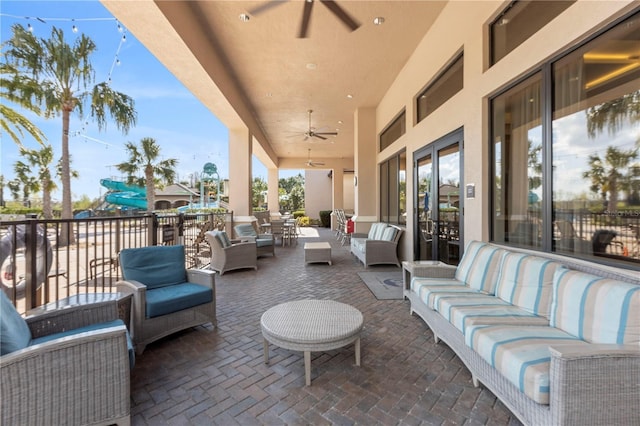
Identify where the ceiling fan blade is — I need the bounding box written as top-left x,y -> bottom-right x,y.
312,134 -> 328,140
315,132 -> 338,136
320,0 -> 360,32
248,0 -> 288,16
298,0 -> 314,38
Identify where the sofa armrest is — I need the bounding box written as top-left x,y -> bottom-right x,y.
1,326 -> 130,425
549,343 -> 640,425
411,264 -> 457,279
25,300 -> 119,339
187,268 -> 216,289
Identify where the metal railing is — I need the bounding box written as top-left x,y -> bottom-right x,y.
0,211 -> 233,314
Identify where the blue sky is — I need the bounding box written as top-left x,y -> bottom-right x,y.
1,1 -> 281,202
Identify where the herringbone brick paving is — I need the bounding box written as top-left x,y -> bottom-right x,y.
130,227 -> 522,425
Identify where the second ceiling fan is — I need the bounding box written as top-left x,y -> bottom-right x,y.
248,0 -> 361,38
303,109 -> 337,141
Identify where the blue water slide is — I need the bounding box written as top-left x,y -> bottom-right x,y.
100,179 -> 148,210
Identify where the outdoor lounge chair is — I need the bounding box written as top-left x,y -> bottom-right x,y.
205,230 -> 258,274
0,291 -> 132,425
234,223 -> 275,257
117,245 -> 216,355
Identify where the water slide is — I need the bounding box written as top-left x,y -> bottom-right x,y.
100,178 -> 148,210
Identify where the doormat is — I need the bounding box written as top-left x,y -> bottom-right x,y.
357,271 -> 403,300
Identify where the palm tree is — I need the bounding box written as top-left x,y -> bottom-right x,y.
12,160 -> 39,208
2,24 -> 137,242
587,91 -> 640,137
0,63 -> 46,145
115,137 -> 178,210
583,146 -> 638,211
17,145 -> 57,219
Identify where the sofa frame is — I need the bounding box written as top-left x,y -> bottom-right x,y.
405,244 -> 640,426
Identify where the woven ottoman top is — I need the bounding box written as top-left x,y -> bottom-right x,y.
261,299 -> 363,346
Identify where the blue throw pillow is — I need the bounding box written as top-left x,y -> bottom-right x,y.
0,291 -> 32,355
119,245 -> 187,289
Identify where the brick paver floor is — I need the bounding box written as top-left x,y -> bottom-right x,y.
129,227 -> 522,425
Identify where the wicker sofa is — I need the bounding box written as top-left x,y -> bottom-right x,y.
404,241 -> 640,426
350,222 -> 403,267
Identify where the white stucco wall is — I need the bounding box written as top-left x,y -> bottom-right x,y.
304,169 -> 332,221
374,0 -> 636,261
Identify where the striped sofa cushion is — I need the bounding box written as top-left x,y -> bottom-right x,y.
550,269 -> 640,345
410,277 -> 465,293
436,294 -> 510,322
495,253 -> 563,318
465,325 -> 586,404
416,284 -> 482,310
454,241 -> 506,294
447,304 -> 549,334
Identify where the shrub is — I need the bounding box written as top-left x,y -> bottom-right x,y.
298,216 -> 310,226
292,210 -> 305,218
319,210 -> 332,227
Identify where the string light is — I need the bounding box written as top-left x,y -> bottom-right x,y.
0,13 -> 133,150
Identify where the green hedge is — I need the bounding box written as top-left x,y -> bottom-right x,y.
319,210 -> 331,227
292,210 -> 305,218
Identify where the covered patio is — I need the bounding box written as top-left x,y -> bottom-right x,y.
127,226 -> 519,425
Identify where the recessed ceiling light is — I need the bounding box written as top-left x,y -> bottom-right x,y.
373,17 -> 385,25
347,94 -> 353,99
338,120 -> 343,124
306,63 -> 317,70
239,13 -> 250,22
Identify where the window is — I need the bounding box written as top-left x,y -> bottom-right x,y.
491,11 -> 640,269
490,1 -> 575,66
491,74 -> 542,250
380,151 -> 407,225
417,53 -> 464,122
380,110 -> 406,151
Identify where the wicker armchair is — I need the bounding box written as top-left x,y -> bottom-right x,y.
0,292 -> 131,426
117,245 -> 216,355
205,230 -> 258,274
234,223 -> 275,257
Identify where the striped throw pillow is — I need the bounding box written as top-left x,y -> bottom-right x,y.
455,241 -> 506,294
550,268 -> 640,345
495,253 -> 563,318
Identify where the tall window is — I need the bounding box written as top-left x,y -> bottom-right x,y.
490,1 -> 575,66
491,74 -> 542,250
491,11 -> 640,268
380,110 -> 406,151
552,12 -> 640,262
380,151 -> 406,225
417,53 -> 464,122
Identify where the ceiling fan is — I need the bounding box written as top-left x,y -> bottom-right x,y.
248,0 -> 361,38
302,109 -> 337,141
306,149 -> 325,167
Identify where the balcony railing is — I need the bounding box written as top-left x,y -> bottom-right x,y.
0,211 -> 232,314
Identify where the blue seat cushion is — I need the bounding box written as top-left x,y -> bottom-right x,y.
256,238 -> 273,248
235,223 -> 257,237
0,291 -> 32,355
119,245 -> 187,289
30,319 -> 135,369
145,283 -> 213,318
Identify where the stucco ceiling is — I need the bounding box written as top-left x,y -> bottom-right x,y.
101,1 -> 446,170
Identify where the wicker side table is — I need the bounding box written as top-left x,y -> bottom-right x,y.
402,260 -> 457,295
304,242 -> 332,265
261,299 -> 363,386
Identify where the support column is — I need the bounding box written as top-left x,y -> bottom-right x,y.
267,167 -> 279,214
228,127 -> 252,216
331,168 -> 344,231
353,107 -> 377,233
